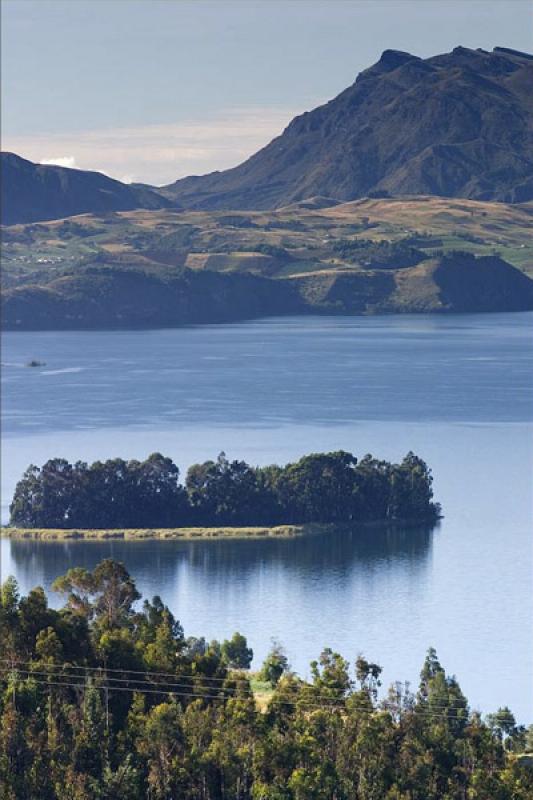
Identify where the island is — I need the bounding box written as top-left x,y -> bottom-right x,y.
1,524 -> 324,541
7,450 -> 440,532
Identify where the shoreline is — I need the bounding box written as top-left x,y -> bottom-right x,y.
2,308 -> 533,334
0,518 -> 439,542
0,524 -> 331,541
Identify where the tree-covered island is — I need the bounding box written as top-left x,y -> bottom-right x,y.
9,450 -> 441,530
0,561 -> 531,799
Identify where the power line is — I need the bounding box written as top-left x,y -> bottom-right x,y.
1,666 -> 268,697
0,658 -> 366,704
0,674 -> 364,713
0,667 -> 355,709
0,657 -> 248,685
0,667 -> 471,720
0,659 -> 468,713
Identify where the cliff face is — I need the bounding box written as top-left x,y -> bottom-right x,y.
0,267 -> 303,330
292,254 -> 533,315
3,254 -> 532,331
162,46 -> 533,209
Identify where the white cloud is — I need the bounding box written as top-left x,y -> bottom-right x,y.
3,105 -> 317,185
40,156 -> 77,169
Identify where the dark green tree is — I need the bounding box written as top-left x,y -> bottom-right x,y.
259,640 -> 290,687
221,632 -> 253,670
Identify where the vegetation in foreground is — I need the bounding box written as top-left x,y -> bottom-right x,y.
10,450 -> 440,530
1,559 -> 532,800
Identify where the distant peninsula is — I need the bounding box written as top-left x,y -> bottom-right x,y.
2,199 -> 533,329
9,450 -> 441,530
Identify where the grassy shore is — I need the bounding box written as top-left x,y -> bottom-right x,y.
1,524 -> 330,541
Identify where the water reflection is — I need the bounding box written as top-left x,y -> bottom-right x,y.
2,314 -> 532,719
5,523 -> 436,606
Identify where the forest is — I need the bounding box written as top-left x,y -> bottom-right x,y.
1,559 -> 531,800
9,450 -> 441,529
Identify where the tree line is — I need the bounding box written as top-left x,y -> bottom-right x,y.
330,238 -> 425,270
9,450 -> 441,529
0,559 -> 531,800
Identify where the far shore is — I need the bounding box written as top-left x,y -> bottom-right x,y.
1,524 -> 332,541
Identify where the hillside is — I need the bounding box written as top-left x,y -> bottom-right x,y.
3,252 -> 531,331
2,47 -> 532,226
3,196 -> 532,329
162,46 -> 533,209
292,254 -> 533,315
0,152 -> 171,225
1,266 -> 302,330
3,195 -> 532,280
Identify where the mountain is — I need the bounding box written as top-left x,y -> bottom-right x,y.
2,46 -> 531,225
162,46 -> 533,209
0,153 -> 171,225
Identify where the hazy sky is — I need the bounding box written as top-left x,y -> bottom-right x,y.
2,0 -> 532,184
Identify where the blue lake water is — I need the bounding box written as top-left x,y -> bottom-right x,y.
1,313 -> 532,721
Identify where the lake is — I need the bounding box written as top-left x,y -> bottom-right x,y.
1,313 -> 532,721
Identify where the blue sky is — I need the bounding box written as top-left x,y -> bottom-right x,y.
2,0 -> 531,184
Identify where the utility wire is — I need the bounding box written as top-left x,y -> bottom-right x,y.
0,667 -> 358,709
1,666 -> 275,697
0,659 -> 467,712
0,668 -> 471,720
0,657 -> 249,684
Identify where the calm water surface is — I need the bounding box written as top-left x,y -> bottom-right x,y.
1,314 -> 532,720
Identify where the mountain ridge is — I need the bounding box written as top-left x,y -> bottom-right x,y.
161,45 -> 533,209
2,45 -> 532,226
0,152 -> 172,225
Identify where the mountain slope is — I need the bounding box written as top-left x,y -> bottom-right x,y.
162,46 -> 533,209
0,153 -> 171,225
